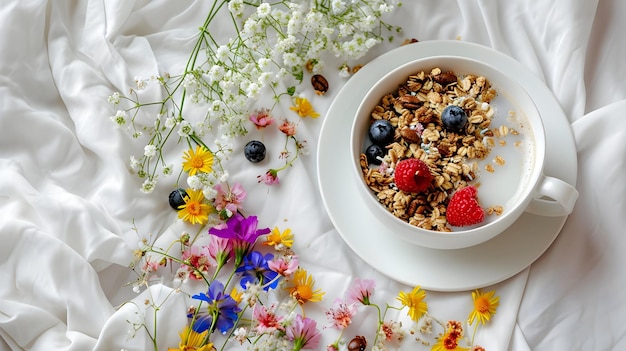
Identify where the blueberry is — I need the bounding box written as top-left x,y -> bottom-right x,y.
368,119 -> 394,145
244,140 -> 266,163
365,144 -> 385,165
168,188 -> 188,210
441,105 -> 468,132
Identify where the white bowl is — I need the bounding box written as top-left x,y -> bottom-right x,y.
351,55 -> 552,249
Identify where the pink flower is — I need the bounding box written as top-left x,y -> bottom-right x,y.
257,169 -> 279,185
253,304 -> 284,334
286,314 -> 321,351
325,298 -> 357,330
207,235 -> 232,267
347,278 -> 376,305
214,182 -> 247,214
268,255 -> 299,276
380,320 -> 404,342
278,119 -> 297,136
249,108 -> 275,129
180,245 -> 212,280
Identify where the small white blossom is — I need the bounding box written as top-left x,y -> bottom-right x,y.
129,156 -> 141,171
202,186 -> 217,200
143,144 -> 157,158
140,176 -> 158,194
162,164 -> 173,175
216,45 -> 230,62
187,175 -> 203,190
134,76 -> 147,90
110,110 -> 127,126
177,121 -> 193,137
164,117 -> 177,128
228,0 -> 244,17
256,3 -> 271,18
108,92 -> 120,104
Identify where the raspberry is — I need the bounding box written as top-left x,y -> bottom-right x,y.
446,186 -> 485,227
394,158 -> 432,193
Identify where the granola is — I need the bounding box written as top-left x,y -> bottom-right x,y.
360,68 -> 504,231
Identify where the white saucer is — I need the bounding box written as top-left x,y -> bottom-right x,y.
316,40 -> 577,292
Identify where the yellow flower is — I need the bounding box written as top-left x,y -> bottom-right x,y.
397,286 -> 428,322
263,227 -> 294,248
431,321 -> 468,351
468,289 -> 499,325
182,145 -> 214,176
177,189 -> 211,225
286,268 -> 325,305
289,96 -> 320,118
168,325 -> 213,351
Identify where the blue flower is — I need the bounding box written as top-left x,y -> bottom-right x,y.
235,250 -> 279,291
191,280 -> 241,334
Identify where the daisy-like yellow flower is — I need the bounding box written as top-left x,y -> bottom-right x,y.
263,227 -> 294,248
397,285 -> 428,322
168,325 -> 213,351
177,189 -> 211,225
182,145 -> 214,176
286,268 -> 325,305
468,289 -> 500,325
289,96 -> 320,118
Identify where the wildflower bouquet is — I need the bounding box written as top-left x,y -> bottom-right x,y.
110,1 -> 502,350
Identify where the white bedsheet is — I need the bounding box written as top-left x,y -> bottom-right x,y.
1,0 -> 625,350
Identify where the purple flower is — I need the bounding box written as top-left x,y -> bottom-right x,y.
209,213 -> 270,243
191,280 -> 241,334
209,214 -> 271,266
235,251 -> 279,291
286,314 -> 321,351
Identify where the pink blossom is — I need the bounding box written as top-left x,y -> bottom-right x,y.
278,119 -> 297,136
257,169 -> 279,185
347,278 -> 376,305
268,255 -> 299,276
286,314 -> 321,350
207,235 -> 232,267
325,298 -> 357,330
253,304 -> 284,334
214,182 -> 247,214
249,108 -> 275,129
181,245 -> 212,280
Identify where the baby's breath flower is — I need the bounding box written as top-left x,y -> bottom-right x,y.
177,121 -> 193,137
134,76 -> 147,90
108,92 -> 120,104
110,110 -> 128,126
140,176 -> 158,194
143,144 -> 157,158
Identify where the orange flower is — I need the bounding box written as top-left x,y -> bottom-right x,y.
468,289 -> 500,325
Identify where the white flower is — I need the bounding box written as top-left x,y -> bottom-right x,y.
256,3 -> 271,18
219,170 -> 229,183
187,175 -> 203,190
202,186 -> 217,200
110,110 -> 127,126
140,176 -> 158,194
331,0 -> 347,14
108,92 -> 120,104
162,164 -> 173,175
177,121 -> 193,137
165,117 -> 177,129
208,64 -> 225,83
143,144 -> 157,158
245,82 -> 261,99
216,45 -> 230,62
129,156 -> 141,171
228,0 -> 244,17
134,76 -> 147,90
282,52 -> 301,68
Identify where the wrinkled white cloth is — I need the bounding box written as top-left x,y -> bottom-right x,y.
1,0 -> 625,350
